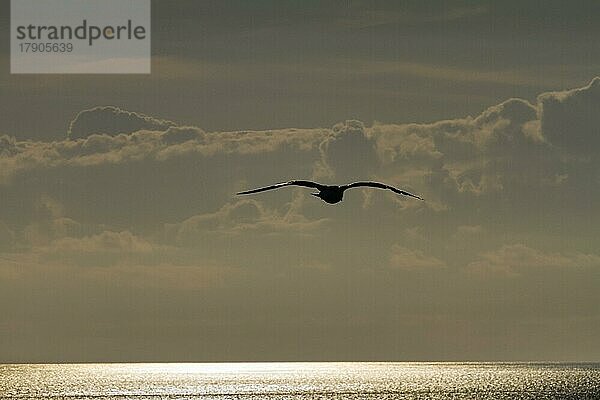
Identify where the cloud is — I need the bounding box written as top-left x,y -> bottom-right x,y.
538,77 -> 600,156
20,195 -> 85,246
1,78 -> 599,255
466,244 -> 600,277
5,78 -> 599,196
0,78 -> 597,272
0,135 -> 18,156
453,225 -> 484,241
166,198 -> 328,245
0,126 -> 326,184
38,230 -> 155,267
371,124 -> 442,164
67,106 -> 177,139
389,245 -> 445,271
362,96 -> 551,202
160,126 -> 206,145
50,230 -> 153,254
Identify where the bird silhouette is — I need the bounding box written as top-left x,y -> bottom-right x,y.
237,180 -> 423,204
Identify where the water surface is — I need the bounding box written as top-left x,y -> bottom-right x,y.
1,362 -> 599,399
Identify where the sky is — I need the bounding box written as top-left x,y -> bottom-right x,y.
0,0 -> 599,362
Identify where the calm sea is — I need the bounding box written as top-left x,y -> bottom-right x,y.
1,362 -> 599,399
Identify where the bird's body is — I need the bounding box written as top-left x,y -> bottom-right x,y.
311,185 -> 345,204
237,180 -> 423,204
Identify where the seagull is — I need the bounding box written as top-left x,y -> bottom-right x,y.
237,180 -> 423,204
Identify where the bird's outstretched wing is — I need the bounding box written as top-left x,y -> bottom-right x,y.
237,180 -> 324,195
342,181 -> 423,200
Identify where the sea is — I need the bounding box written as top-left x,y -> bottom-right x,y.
1,362 -> 599,399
